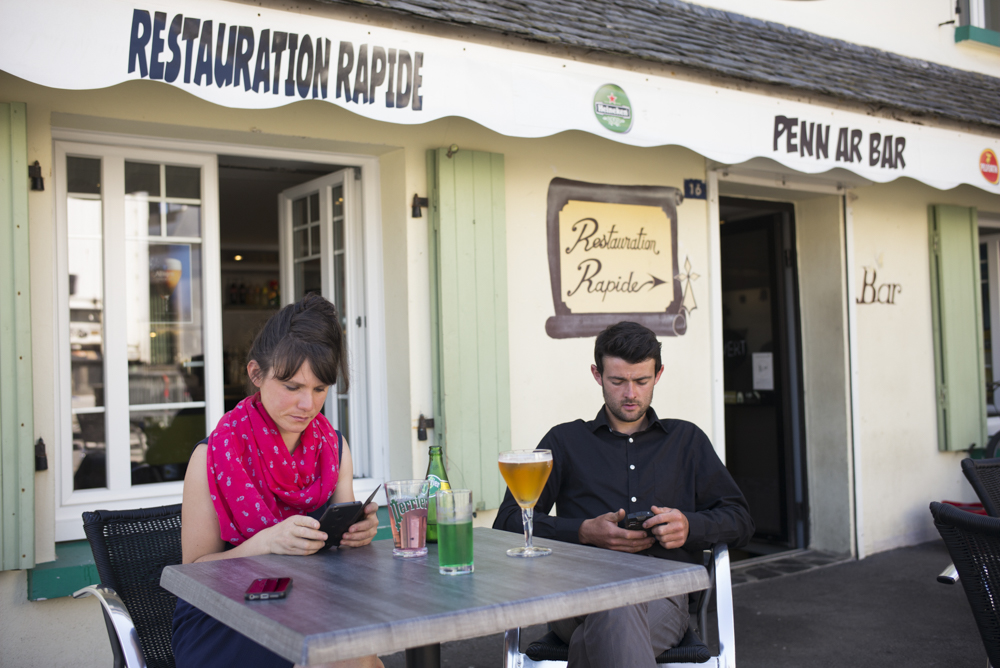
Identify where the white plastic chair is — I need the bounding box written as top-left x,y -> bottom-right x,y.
503,543 -> 735,668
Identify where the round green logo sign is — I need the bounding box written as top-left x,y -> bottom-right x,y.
594,84 -> 633,134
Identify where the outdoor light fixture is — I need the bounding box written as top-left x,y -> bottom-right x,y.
28,160 -> 43,191
234,254 -> 243,261
412,194 -> 429,218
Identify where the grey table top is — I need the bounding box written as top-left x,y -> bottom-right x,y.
161,527 -> 710,665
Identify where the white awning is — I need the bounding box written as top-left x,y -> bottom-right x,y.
3,0 -> 999,193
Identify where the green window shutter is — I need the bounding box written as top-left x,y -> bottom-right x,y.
0,102 -> 35,570
929,204 -> 987,452
427,148 -> 511,510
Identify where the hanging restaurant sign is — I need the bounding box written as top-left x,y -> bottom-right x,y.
545,178 -> 685,339
2,0 -> 999,193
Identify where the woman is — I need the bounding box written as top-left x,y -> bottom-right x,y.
173,293 -> 383,668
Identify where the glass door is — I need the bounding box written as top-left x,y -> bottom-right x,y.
278,169 -> 369,476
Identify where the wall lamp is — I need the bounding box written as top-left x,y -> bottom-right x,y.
412,194 -> 429,218
29,161 -> 44,191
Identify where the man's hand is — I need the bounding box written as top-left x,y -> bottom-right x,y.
645,506 -> 690,550
579,509 -> 656,553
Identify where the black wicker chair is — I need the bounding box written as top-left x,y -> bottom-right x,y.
503,544 -> 732,667
74,504 -> 183,668
962,457 -> 1000,517
930,501 -> 1000,668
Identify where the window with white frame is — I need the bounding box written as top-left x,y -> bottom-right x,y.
959,0 -> 1000,32
981,214 -> 1000,437
56,141 -> 220,540
54,139 -> 388,541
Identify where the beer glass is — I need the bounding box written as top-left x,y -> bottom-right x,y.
498,449 -> 554,557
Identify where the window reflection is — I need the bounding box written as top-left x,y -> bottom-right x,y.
295,258 -> 322,301
131,398 -> 206,486
124,163 -> 206,486
68,159 -> 107,490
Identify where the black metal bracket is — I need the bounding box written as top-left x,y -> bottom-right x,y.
412,194 -> 429,218
417,414 -> 435,441
28,161 -> 44,191
35,438 -> 48,471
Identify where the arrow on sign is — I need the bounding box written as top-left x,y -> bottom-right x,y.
638,274 -> 667,291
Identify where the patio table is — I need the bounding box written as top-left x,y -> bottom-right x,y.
160,527 -> 710,667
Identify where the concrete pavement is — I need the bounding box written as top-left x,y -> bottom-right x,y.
381,540 -> 986,667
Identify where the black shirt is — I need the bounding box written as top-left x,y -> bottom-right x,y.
493,407 -> 754,564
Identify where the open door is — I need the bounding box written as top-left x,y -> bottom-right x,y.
277,169 -> 369,476
720,197 -> 807,554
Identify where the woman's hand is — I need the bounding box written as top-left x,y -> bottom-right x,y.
263,515 -> 330,556
339,503 -> 379,548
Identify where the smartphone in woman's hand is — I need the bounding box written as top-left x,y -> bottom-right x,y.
317,487 -> 379,550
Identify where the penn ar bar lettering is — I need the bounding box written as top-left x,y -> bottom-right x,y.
773,115 -> 906,169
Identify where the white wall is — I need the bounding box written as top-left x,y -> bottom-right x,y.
696,0 -> 1000,76
850,178 -> 1000,555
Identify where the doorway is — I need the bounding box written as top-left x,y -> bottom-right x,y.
720,197 -> 807,555
217,155 -> 367,473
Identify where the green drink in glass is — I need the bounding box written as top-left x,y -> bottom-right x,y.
436,489 -> 474,575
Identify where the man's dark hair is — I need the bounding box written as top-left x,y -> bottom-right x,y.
594,321 -> 662,375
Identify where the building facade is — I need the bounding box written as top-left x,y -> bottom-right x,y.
2,0 -> 1000,663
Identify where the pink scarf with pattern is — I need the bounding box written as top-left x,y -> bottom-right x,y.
206,392 -> 340,545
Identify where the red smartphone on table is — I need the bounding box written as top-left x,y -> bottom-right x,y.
245,577 -> 292,601
317,487 -> 380,550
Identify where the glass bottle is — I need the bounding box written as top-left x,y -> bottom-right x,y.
425,445 -> 451,543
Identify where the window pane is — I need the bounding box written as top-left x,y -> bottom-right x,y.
67,157 -> 101,195
70,304 -> 105,410
125,242 -> 204,406
167,203 -> 201,237
165,165 -> 200,199
125,195 -> 157,238
68,210 -> 105,412
67,196 -> 102,238
310,224 -> 320,256
334,254 -> 346,329
984,242 -> 994,410
73,412 -> 107,489
130,405 -> 205,485
309,193 -> 320,222
294,228 -> 308,259
338,397 -> 350,446
292,197 -> 306,226
333,186 -> 344,251
149,202 -> 162,237
125,161 -> 160,197
986,0 -> 1000,31
332,186 -> 343,218
295,258 -> 321,301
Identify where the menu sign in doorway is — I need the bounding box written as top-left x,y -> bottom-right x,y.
545,178 -> 684,338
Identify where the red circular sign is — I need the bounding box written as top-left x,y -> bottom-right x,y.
982,149 -> 1000,185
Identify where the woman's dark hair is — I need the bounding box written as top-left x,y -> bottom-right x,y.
246,292 -> 349,391
594,321 -> 662,375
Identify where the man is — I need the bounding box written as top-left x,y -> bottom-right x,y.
494,321 -> 754,668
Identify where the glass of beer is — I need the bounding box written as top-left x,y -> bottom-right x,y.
498,449 -> 554,557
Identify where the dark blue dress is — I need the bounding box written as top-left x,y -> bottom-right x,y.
172,434 -> 343,668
